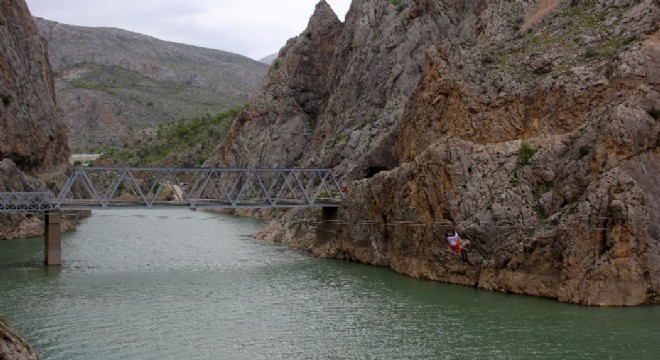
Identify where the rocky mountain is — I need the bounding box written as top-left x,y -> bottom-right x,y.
0,0 -> 73,240
207,0 -> 660,306
35,18 -> 268,151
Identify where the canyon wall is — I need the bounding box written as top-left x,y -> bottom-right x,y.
0,0 -> 71,239
211,0 -> 659,305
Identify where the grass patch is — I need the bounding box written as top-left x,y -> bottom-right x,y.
561,1 -> 604,31
534,181 -> 553,200
584,36 -> 636,59
534,204 -> 549,220
390,0 -> 401,5
309,116 -> 318,131
71,80 -> 116,95
332,133 -> 349,146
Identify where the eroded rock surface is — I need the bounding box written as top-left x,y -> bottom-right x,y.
213,0 -> 660,305
0,0 -> 69,171
0,0 -> 72,239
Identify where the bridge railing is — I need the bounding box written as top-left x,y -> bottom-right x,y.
0,192 -> 55,213
53,167 -> 343,210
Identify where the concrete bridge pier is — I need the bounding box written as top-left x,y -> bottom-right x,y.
317,207 -> 339,243
44,209 -> 62,266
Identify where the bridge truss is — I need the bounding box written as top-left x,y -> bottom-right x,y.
0,167 -> 343,212
0,192 -> 55,213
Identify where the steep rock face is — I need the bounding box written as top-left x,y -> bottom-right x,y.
0,0 -> 69,170
212,0 -> 659,305
0,0 -> 71,240
208,0 -> 455,176
209,0 -> 343,168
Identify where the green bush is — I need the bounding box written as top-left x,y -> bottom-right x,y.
649,107 -> 660,120
517,143 -> 536,168
1,93 -> 12,107
99,107 -> 241,166
578,145 -> 591,159
390,0 -> 401,5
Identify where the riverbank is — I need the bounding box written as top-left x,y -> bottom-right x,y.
0,160 -> 83,241
0,213 -> 79,240
255,218 -> 660,307
0,319 -> 42,360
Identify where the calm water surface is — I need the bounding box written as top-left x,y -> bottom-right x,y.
0,210 -> 658,359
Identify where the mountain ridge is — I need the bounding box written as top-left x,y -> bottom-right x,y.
35,17 -> 268,151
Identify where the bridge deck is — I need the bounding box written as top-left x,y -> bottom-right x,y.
0,167 -> 343,213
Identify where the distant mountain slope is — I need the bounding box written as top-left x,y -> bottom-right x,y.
259,53 -> 278,64
35,17 -> 268,151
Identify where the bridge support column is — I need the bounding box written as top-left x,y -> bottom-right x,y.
317,207 -> 339,243
44,209 -> 62,266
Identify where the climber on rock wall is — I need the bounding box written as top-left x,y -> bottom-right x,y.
447,227 -> 468,262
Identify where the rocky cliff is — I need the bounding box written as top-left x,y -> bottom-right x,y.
35,18 -> 268,151
209,0 -> 660,306
0,1 -> 68,171
347,0 -> 660,306
0,320 -> 42,360
0,0 -> 71,239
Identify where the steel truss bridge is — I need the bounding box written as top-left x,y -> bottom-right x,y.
0,167 -> 343,213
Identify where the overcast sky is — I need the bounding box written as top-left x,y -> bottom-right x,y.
25,0 -> 352,60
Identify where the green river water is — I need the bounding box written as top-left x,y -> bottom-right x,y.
0,210 -> 658,359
